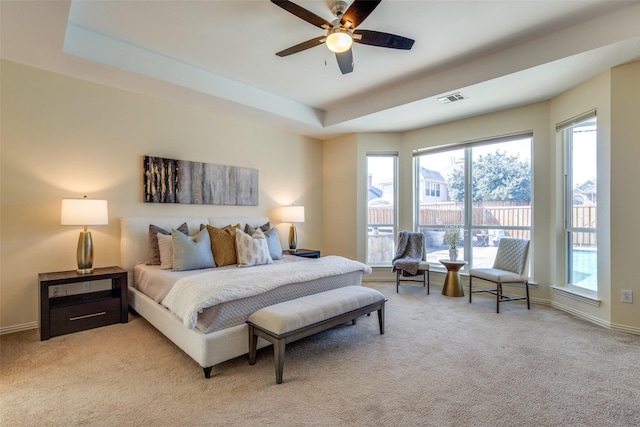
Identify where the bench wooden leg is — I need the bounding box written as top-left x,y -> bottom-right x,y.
274,338 -> 286,384
248,325 -> 257,365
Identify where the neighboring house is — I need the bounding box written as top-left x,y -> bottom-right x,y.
574,179 -> 597,204
418,167 -> 448,203
367,174 -> 384,202
368,186 -> 383,202
378,177 -> 394,201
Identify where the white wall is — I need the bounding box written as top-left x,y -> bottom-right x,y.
322,134 -> 358,259
610,61 -> 640,331
0,60 -> 323,332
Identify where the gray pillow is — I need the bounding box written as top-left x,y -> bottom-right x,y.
264,227 -> 283,260
147,223 -> 188,265
244,221 -> 270,235
171,227 -> 214,271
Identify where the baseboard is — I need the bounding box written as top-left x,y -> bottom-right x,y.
0,321 -> 39,335
609,322 -> 640,335
2,298 -> 638,337
548,300 -> 640,336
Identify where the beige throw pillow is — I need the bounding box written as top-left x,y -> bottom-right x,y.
157,233 -> 174,270
204,224 -> 240,267
235,228 -> 273,267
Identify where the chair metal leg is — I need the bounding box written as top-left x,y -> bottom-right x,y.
397,268 -> 430,295
525,281 -> 530,309
426,270 -> 430,295
496,282 -> 501,313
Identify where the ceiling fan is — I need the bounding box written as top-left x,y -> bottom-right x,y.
271,0 -> 415,74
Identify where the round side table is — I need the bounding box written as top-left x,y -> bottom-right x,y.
439,259 -> 467,297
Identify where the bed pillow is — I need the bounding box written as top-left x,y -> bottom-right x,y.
172,227 -> 214,271
235,228 -> 273,267
157,233 -> 174,270
244,221 -> 270,235
147,222 -> 188,265
263,227 -> 283,261
204,224 -> 240,267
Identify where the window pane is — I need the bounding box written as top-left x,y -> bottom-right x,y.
568,232 -> 597,290
367,155 -> 396,264
416,136 -> 532,272
416,149 -> 465,264
418,226 -> 466,264
471,139 -> 531,227
565,117 -> 597,290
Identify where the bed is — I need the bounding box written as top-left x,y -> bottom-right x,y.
120,216 -> 372,378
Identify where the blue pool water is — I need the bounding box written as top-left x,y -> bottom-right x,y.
571,249 -> 597,291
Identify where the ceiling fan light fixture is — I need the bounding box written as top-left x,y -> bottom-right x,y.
326,28 -> 352,53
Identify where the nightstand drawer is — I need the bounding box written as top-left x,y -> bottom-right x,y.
39,266 -> 128,340
50,298 -> 121,337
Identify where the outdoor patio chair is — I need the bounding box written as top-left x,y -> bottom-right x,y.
468,237 -> 530,313
392,231 -> 430,294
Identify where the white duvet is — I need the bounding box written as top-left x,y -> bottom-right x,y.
162,255 -> 372,328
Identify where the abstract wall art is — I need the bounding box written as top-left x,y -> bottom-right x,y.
143,155 -> 258,205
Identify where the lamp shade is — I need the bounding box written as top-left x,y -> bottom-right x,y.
281,205 -> 305,223
326,28 -> 352,53
61,198 -> 108,226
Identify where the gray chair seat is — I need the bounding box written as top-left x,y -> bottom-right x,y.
469,268 -> 524,283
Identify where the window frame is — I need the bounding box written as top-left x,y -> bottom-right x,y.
414,133 -> 533,272
366,152 -> 398,266
559,112 -> 598,293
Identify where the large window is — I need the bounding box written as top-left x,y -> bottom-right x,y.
415,135 -> 532,270
560,113 -> 597,291
367,153 -> 397,265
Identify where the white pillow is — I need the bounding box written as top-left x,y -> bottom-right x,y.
171,227 -> 215,271
235,228 -> 274,267
157,233 -> 174,270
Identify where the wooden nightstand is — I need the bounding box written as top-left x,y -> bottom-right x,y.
39,266 -> 128,340
284,249 -> 321,258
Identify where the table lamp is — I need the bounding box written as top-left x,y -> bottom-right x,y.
61,196 -> 108,274
281,205 -> 305,252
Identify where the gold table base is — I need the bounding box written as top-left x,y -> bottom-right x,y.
439,259 -> 467,297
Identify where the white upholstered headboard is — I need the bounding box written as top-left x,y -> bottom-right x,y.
120,216 -> 270,275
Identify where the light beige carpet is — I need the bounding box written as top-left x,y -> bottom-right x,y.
1,282 -> 639,426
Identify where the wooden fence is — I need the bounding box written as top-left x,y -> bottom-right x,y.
368,202 -> 597,245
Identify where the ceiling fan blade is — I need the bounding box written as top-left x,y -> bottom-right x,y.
341,0 -> 382,29
276,36 -> 325,57
335,49 -> 354,74
271,0 -> 331,29
353,30 -> 415,50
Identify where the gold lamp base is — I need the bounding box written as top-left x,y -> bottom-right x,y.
76,228 -> 94,274
288,224 -> 297,252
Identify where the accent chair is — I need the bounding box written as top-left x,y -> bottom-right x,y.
468,237 -> 530,313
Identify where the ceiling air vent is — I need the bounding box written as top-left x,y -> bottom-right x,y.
437,92 -> 467,104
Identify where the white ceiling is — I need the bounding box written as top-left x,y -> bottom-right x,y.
2,0 -> 640,140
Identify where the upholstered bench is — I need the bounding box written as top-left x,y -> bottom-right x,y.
247,286 -> 387,384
